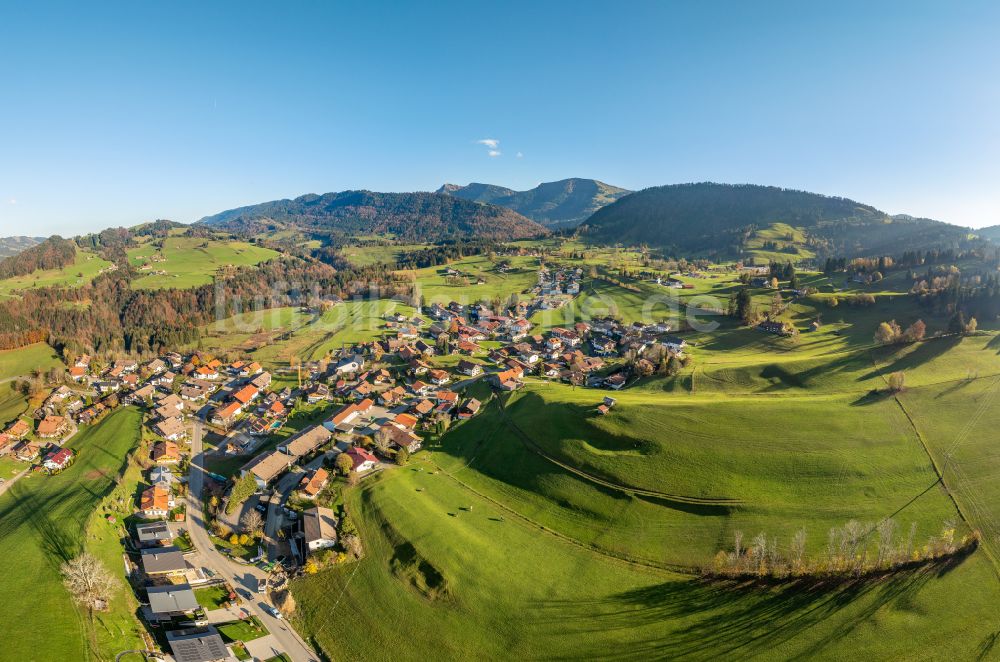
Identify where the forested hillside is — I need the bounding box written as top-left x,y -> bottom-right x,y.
581,183 -> 978,259
0,236 -> 77,278
0,236 -> 43,259
198,190 -> 547,241
440,178 -> 630,227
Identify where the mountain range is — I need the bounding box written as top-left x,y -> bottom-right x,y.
437,178 -> 629,227
198,190 -> 547,241
0,236 -> 44,259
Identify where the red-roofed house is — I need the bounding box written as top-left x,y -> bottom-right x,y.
345,447 -> 378,473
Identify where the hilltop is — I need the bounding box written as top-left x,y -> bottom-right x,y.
198,190 -> 547,241
581,182 -> 978,260
438,178 -> 630,227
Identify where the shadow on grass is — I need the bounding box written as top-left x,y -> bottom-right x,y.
859,337 -> 961,382
530,556 -> 970,660
850,389 -> 893,406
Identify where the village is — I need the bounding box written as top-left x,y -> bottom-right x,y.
0,272 -> 692,661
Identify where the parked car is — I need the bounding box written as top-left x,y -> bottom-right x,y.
255,502 -> 268,513
266,605 -> 282,619
257,578 -> 267,593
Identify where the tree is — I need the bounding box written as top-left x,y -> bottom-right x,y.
875,320 -> 902,345
902,319 -> 926,343
343,533 -> 363,558
887,371 -> 905,393
396,447 -> 410,465
238,533 -> 250,546
229,533 -> 240,546
241,510 -> 264,538
949,310 -> 967,335
336,452 -> 354,476
226,473 -> 258,515
303,559 -> 319,574
61,553 -> 116,612
966,316 -> 978,335
373,427 -> 392,453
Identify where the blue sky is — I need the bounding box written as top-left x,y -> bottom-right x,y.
1,0 -> 998,235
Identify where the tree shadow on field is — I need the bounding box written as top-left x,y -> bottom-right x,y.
986,334 -> 1000,354
850,389 -> 893,406
859,337 -> 960,382
529,560 -> 968,661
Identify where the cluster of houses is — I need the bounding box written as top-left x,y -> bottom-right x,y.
130,521 -> 247,662
0,404 -> 76,473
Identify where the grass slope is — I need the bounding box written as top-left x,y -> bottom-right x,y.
292,459 -> 1000,660
0,407 -> 144,661
0,250 -> 112,297
128,236 -> 279,289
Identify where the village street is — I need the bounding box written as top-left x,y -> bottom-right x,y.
186,418 -> 319,662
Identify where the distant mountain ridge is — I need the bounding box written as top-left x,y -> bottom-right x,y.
0,236 -> 44,259
198,190 -> 547,242
438,178 -> 630,227
581,182 -> 979,259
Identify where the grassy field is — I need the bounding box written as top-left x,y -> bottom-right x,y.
292,459 -> 1000,660
339,243 -> 427,267
743,222 -> 817,263
128,236 -> 279,289
399,254 -> 539,306
0,342 -> 63,426
0,407 -> 144,661
0,249 -> 113,297
189,300 -> 418,369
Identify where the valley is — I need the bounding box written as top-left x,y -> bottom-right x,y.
2,185 -> 1000,661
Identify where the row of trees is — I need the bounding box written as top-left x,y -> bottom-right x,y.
706,519 -> 976,580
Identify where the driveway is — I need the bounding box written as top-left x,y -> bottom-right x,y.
187,418 -> 319,662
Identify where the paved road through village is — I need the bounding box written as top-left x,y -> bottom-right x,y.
187,418 -> 318,662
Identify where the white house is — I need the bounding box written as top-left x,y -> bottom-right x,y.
302,506 -> 338,553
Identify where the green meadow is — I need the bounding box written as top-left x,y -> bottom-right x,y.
0,249 -> 112,297
292,455 -> 1000,660
401,254 -> 539,305
0,342 -> 63,426
128,236 -> 279,289
0,407 -> 144,661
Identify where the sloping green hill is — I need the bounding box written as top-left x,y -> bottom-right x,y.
439,178 -> 630,227
581,182 -> 976,259
198,190 -> 547,241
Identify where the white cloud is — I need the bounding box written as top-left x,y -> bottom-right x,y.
516,151 -> 524,159
488,150 -> 501,157
7,198 -> 16,205
477,138 -> 500,149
